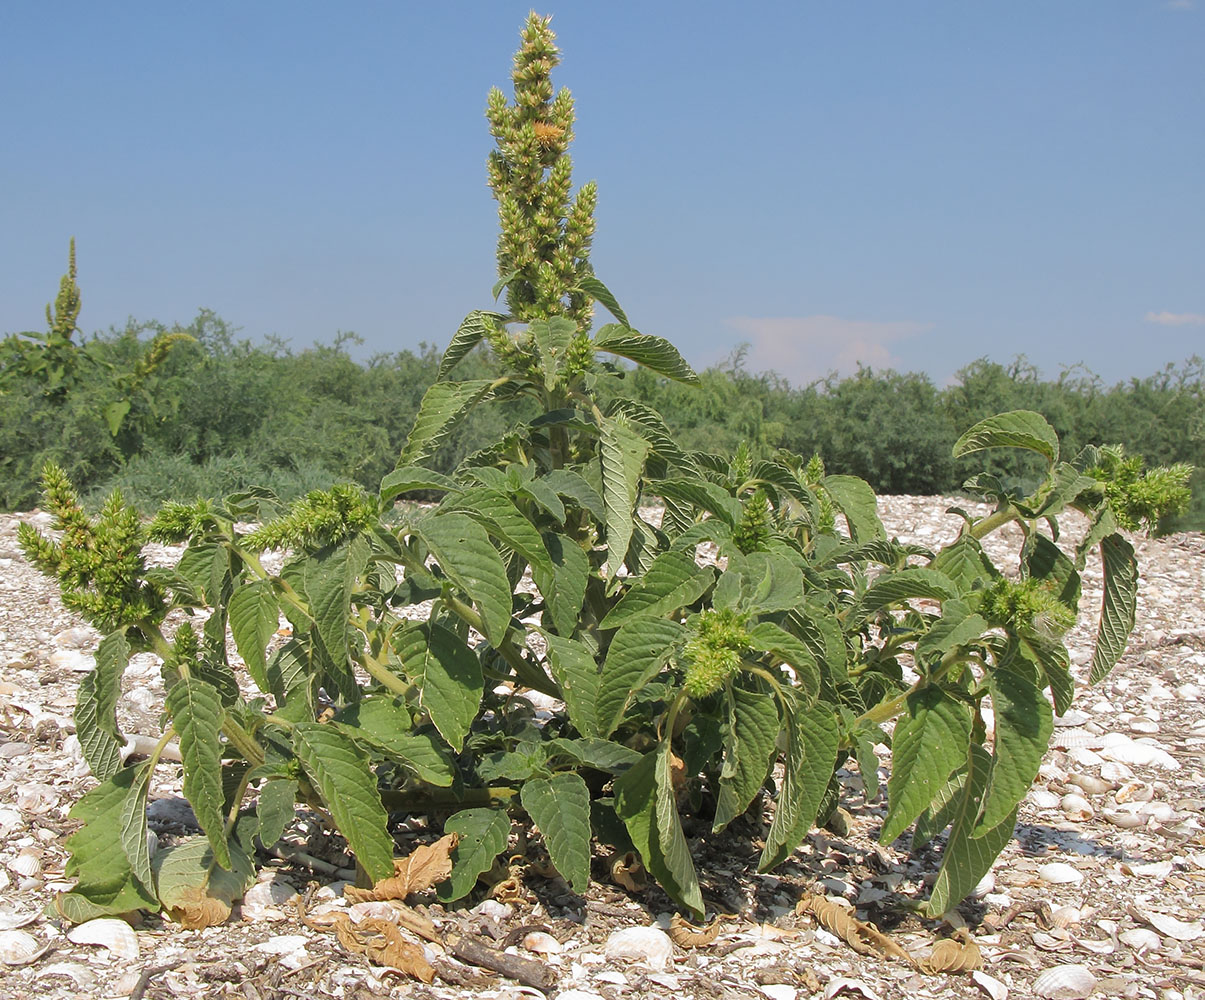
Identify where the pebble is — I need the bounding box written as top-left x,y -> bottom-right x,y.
604,926 -> 674,971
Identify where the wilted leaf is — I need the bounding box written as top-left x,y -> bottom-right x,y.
344,833 -> 458,903
609,850 -> 647,891
333,913 -> 435,982
797,893 -> 915,965
919,931 -> 982,974
668,913 -> 723,948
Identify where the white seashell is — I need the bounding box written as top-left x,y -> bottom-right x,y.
253,934 -> 310,956
0,909 -> 39,932
1053,710 -> 1091,728
971,970 -> 1009,1000
471,898 -> 512,920
523,930 -> 562,954
604,926 -> 674,971
67,918 -> 140,960
1114,780 -> 1152,804
242,876 -> 299,921
972,872 -> 995,897
1066,748 -> 1104,767
14,784 -> 57,814
1099,762 -> 1133,782
347,901 -> 398,923
1074,935 -> 1115,955
1122,860 -> 1173,878
760,985 -> 796,1000
7,850 -> 41,878
1060,794 -> 1094,821
1066,774 -> 1112,796
1102,808 -> 1146,829
1032,931 -> 1072,951
1118,928 -> 1161,953
0,929 -> 50,966
37,961 -> 99,988
1039,862 -> 1084,885
1049,729 -> 1102,750
47,649 -> 95,673
1099,735 -> 1179,770
54,626 -> 96,649
0,808 -> 21,837
1136,910 -> 1204,942
1030,788 -> 1062,809
1050,906 -> 1082,928
1129,719 -> 1159,734
824,978 -> 881,1000
1032,963 -> 1097,999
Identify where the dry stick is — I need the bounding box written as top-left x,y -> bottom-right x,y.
447,932 -> 557,993
127,960 -> 185,1000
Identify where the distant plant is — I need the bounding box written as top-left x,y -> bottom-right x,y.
22,14 -> 1191,933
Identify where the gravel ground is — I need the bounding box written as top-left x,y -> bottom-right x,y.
0,497 -> 1202,1000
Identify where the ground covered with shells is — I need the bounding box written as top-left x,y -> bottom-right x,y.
1,497 -> 1202,1000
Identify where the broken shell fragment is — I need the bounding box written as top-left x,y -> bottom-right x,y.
522,930 -> 562,954
1066,774 -> 1112,796
1038,862 -> 1083,885
1059,794 -> 1094,821
1118,928 -> 1161,953
0,929 -> 50,966
1032,963 -> 1097,999
66,918 -> 140,960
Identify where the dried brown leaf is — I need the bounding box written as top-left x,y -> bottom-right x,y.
919,931 -> 982,974
344,833 -> 458,903
490,875 -> 524,903
610,851 -> 647,892
333,913 -> 435,983
164,886 -> 232,930
797,893 -> 915,966
668,914 -> 723,948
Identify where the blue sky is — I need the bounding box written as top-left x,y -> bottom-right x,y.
2,2 -> 1201,387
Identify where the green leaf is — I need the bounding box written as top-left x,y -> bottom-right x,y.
302,535 -> 371,699
531,317 -> 577,389
600,550 -> 715,629
915,607 -> 989,664
166,678 -> 231,869
821,475 -> 886,542
491,271 -> 517,302
541,469 -> 606,523
521,773 -> 592,892
1090,533 -> 1137,684
93,630 -> 131,742
118,761 -> 155,892
714,682 -> 780,832
391,622 -> 483,752
790,605 -> 849,680
912,767 -> 968,848
519,476 -> 565,522
533,532 -> 589,637
1025,533 -> 1081,610
607,399 -> 701,474
153,835 -> 255,927
334,696 -> 455,786
542,737 -> 642,773
103,398 -> 131,436
739,551 -> 806,615
56,768 -> 160,922
228,580 -> 279,692
746,621 -> 820,699
256,778 -> 298,848
1035,464 -> 1099,518
931,536 -> 999,596
380,467 -> 458,505
953,410 -> 1059,465
598,618 -> 683,737
176,540 -> 233,606
539,631 -> 602,738
983,668 -> 1053,829
74,669 -> 124,781
860,567 -> 959,615
577,276 -> 631,327
654,478 -> 742,526
880,687 -> 972,845
924,744 -> 1018,916
441,487 -> 553,577
292,723 -> 394,884
437,310 -> 506,381
592,324 -> 699,384
613,744 -> 704,916
599,415 -> 651,579
400,379 -> 495,467
438,807 -> 511,902
759,699 -> 841,870
1016,633 -> 1076,715
417,511 -> 512,646
265,638 -> 315,707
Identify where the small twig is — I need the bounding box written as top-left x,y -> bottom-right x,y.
447,933 -> 557,993
268,844 -> 356,880
128,960 -> 185,1000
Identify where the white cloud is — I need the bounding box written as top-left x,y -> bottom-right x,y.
1144,310 -> 1205,326
724,315 -> 933,384
1165,0 -> 1194,10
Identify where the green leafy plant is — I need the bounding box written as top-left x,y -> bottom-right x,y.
22,14 -> 1192,928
